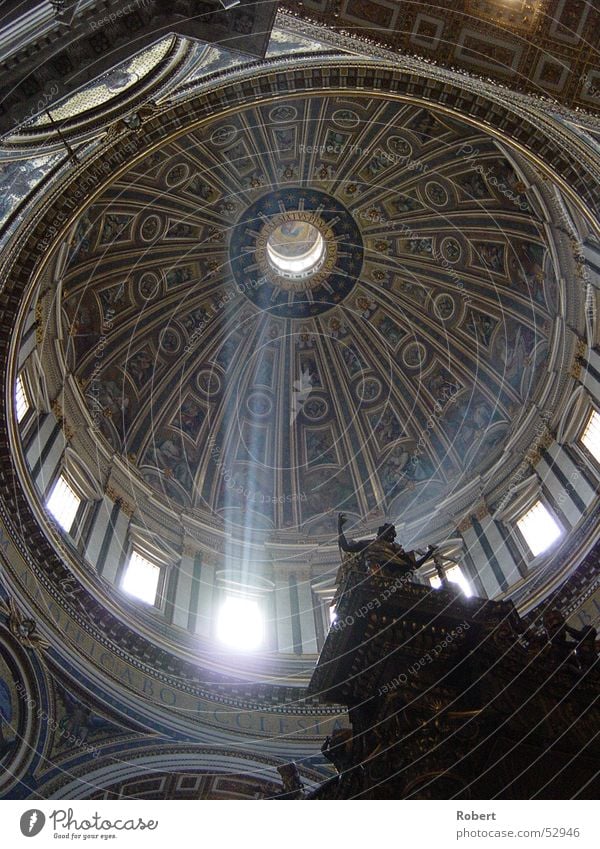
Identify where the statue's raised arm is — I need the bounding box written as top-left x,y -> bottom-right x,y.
337,513 -> 370,553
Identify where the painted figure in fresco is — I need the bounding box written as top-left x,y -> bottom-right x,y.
379,446 -> 410,497
273,128 -> 294,151
101,213 -> 130,244
179,398 -> 204,437
409,110 -> 437,139
372,407 -> 403,443
0,160 -> 47,198
459,172 -> 488,199
99,281 -> 127,311
467,310 -> 496,347
475,242 -> 505,273
338,513 -> 435,577
151,436 -> 189,486
509,241 -> 545,293
306,429 -> 335,465
60,703 -> 92,743
94,378 -> 130,419
168,221 -> 194,239
341,345 -> 365,377
364,150 -> 389,178
126,350 -> 154,387
166,266 -> 193,288
495,324 -> 531,392
69,211 -> 95,260
187,176 -> 216,201
409,237 -> 433,257
302,470 -> 358,517
392,194 -> 420,214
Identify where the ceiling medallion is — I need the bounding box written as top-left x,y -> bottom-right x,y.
230,188 -> 363,318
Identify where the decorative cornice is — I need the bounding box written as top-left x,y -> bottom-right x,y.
456,516 -> 473,534
473,502 -> 489,521
526,427 -> 554,467
103,485 -> 135,519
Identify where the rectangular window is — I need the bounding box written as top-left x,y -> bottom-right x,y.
46,475 -> 81,533
429,564 -> 473,597
516,500 -> 563,556
15,374 -> 30,423
580,408 -> 600,463
122,551 -> 161,605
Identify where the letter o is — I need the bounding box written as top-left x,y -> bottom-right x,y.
160,687 -> 176,706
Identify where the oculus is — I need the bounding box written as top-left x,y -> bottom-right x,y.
266,220 -> 325,279
230,188 -> 364,318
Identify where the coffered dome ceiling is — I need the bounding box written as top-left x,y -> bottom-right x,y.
59,94 -> 562,540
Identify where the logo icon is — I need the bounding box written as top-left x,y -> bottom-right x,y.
290,366 -> 313,425
20,810 -> 45,837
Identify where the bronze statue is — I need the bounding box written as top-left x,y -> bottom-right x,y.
542,608 -> 584,671
321,728 -> 354,773
569,624 -> 599,671
276,762 -> 305,799
337,513 -> 435,577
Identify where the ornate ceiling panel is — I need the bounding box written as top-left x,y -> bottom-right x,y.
59,94 -> 559,539
283,0 -> 600,113
87,769 -> 281,800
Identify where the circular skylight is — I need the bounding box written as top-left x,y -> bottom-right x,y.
266,220 -> 325,278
